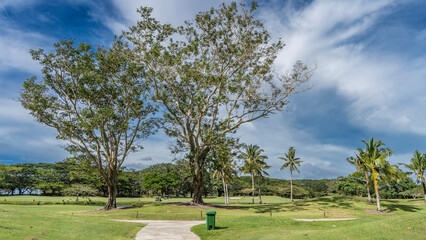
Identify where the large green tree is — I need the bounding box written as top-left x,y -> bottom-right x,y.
126,2 -> 312,204
399,150 -> 426,203
240,144 -> 270,204
279,147 -> 302,202
142,163 -> 180,196
20,40 -> 157,209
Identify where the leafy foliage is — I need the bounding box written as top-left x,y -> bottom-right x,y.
125,1 -> 312,204
20,39 -> 158,209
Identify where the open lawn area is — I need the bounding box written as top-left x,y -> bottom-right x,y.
0,195 -> 424,239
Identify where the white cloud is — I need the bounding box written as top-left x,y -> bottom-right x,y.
237,115 -> 354,179
107,0 -> 233,34
258,0 -> 426,136
0,28 -> 47,73
0,99 -> 36,123
0,0 -> 33,10
125,132 -> 174,169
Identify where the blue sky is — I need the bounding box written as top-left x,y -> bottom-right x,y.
1,0 -> 426,179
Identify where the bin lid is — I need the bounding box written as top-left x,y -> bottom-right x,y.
206,210 -> 216,215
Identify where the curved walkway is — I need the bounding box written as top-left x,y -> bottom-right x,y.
114,220 -> 205,240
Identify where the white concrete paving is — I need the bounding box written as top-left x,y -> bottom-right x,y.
114,220 -> 205,240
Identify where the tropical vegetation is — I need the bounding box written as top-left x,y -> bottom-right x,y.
240,144 -> 271,204
399,150 -> 426,203
279,146 -> 303,202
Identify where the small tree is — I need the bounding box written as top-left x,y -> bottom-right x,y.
64,184 -> 98,201
279,147 -> 302,202
399,150 -> 426,203
347,152 -> 373,203
20,40 -> 157,209
126,2 -> 312,204
240,144 -> 270,204
211,139 -> 238,205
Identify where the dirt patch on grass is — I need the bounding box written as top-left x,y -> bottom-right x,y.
364,209 -> 393,214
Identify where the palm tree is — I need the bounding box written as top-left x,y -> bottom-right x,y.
347,150 -> 373,203
212,150 -> 237,205
361,137 -> 402,211
279,147 -> 302,202
240,144 -> 270,204
399,150 -> 426,203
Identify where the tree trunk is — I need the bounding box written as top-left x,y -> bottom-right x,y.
190,153 -> 205,204
104,183 -> 118,210
225,182 -> 229,205
258,177 -> 262,204
104,172 -> 118,210
290,170 -> 293,202
364,170 -> 372,203
422,177 -> 426,204
222,175 -> 227,205
373,178 -> 381,211
251,171 -> 255,204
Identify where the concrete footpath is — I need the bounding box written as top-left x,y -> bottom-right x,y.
114,220 -> 205,240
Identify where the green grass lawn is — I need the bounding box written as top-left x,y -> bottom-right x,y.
0,204 -> 144,240
0,195 -> 424,239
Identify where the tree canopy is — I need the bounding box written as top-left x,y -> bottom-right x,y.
126,1 -> 312,204
20,39 -> 158,209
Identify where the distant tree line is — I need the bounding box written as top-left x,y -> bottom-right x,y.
0,160 -> 421,200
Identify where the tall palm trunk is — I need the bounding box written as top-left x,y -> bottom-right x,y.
422,176 -> 426,204
290,170 -> 293,202
258,177 -> 262,204
225,182 -> 229,205
225,183 -> 228,205
373,177 -> 381,211
251,171 -> 255,204
364,170 -> 372,203
222,175 -> 226,204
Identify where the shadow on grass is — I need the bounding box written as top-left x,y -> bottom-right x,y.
0,225 -> 13,230
237,202 -> 309,213
213,226 -> 228,230
381,203 -> 421,212
309,196 -> 354,209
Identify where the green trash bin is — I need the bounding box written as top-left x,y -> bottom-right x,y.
206,210 -> 216,230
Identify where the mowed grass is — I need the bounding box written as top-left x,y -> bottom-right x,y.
192,196 -> 426,240
0,195 -> 290,206
0,195 -> 425,239
0,204 -> 144,240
